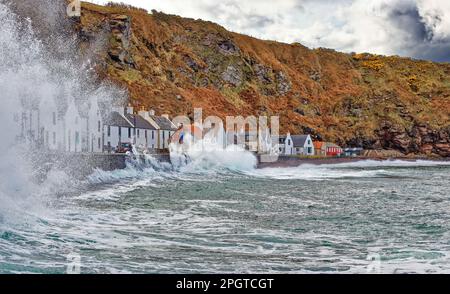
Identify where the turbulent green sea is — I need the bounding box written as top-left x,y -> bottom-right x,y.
1,157 -> 449,274
1,0 -> 449,275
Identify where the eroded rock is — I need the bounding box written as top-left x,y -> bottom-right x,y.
107,14 -> 134,67
218,39 -> 239,55
276,71 -> 291,96
221,65 -> 243,87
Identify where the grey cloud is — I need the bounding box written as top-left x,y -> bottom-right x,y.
381,1 -> 450,61
92,0 -> 450,62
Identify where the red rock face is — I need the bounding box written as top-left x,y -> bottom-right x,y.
435,144 -> 450,157
75,3 -> 450,157
420,144 -> 434,154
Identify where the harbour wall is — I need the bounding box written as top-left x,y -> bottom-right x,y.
31,152 -> 171,179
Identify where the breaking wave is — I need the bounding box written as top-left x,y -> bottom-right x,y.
0,0 -> 123,223
85,141 -> 450,185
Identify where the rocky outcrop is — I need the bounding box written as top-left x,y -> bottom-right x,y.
275,71 -> 291,96
413,125 -> 450,157
108,15 -> 134,67
218,40 -> 239,56
375,122 -> 450,157
253,64 -> 272,84
221,65 -> 243,87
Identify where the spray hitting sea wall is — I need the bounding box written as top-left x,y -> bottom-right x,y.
0,0 -> 125,219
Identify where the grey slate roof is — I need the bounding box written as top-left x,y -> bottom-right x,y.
104,111 -> 133,128
274,135 -> 310,146
125,114 -> 156,130
149,115 -> 177,131
291,135 -> 310,147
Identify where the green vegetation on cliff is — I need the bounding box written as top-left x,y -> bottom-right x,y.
77,2 -> 450,156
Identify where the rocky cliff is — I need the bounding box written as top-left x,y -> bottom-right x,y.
77,2 -> 449,156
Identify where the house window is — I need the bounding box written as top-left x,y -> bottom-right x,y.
52,112 -> 56,125
107,126 -> 111,137
145,130 -> 148,139
98,121 -> 101,132
137,129 -> 140,138
128,128 -> 131,138
152,131 -> 154,139
118,127 -> 121,137
308,140 -> 311,145
98,138 -> 101,150
288,140 -> 291,146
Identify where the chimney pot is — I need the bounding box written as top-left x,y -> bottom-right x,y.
138,110 -> 149,118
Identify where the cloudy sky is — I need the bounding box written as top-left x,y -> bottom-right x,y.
87,0 -> 450,62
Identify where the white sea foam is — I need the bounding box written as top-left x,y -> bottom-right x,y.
0,0 -> 123,224
248,160 -> 450,180
170,132 -> 258,172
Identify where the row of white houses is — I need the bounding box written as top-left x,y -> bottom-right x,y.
15,97 -> 317,156
15,98 -> 177,153
105,107 -> 177,151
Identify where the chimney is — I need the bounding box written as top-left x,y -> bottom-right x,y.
149,109 -> 156,116
138,110 -> 149,119
126,106 -> 134,115
162,114 -> 169,119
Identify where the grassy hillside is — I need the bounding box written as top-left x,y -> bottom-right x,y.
76,2 -> 450,156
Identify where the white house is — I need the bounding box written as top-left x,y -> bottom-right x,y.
126,112 -> 157,150
64,100 -> 83,153
86,100 -> 103,153
103,107 -> 134,152
20,107 -> 40,147
278,133 -> 315,156
136,110 -> 158,150
38,97 -> 59,151
143,110 -> 177,150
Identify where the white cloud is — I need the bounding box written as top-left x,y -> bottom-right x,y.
86,0 -> 450,61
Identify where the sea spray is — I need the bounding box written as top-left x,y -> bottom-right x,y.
86,134 -> 258,185
0,0 -> 124,222
169,132 -> 258,173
